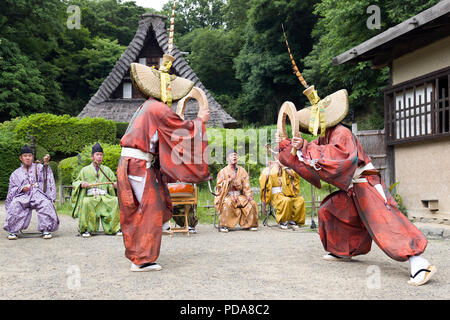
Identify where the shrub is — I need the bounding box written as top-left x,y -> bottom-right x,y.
115,122 -> 129,141
14,113 -> 117,155
0,119 -> 27,199
49,161 -> 58,182
58,156 -> 79,186
0,136 -> 24,199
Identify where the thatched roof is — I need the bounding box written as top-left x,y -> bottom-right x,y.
78,13 -> 237,128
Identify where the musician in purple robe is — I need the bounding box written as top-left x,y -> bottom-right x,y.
3,145 -> 59,240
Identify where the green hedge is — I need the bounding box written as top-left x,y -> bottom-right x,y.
14,113 -> 117,155
0,119 -> 25,198
58,156 -> 79,186
0,135 -> 24,199
116,122 -> 129,141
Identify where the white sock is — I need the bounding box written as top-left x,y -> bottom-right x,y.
409,255 -> 430,281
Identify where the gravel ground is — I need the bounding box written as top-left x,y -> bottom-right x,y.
0,205 -> 449,300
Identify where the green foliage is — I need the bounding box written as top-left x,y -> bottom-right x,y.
54,36 -> 126,115
14,114 -> 117,155
58,156 -> 79,185
115,122 -> 129,141
0,122 -> 26,198
68,0 -> 148,46
49,161 -> 59,182
0,38 -> 46,121
178,28 -> 242,97
0,0 -> 145,119
233,0 -> 319,126
161,0 -> 227,38
389,182 -> 408,216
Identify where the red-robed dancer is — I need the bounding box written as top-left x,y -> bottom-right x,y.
276,29 -> 436,286
277,89 -> 436,286
117,8 -> 210,272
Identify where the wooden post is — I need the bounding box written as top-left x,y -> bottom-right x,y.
59,184 -> 63,205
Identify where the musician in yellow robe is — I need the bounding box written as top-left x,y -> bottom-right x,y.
259,155 -> 306,230
214,150 -> 259,232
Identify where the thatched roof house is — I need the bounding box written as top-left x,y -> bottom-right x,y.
78,13 -> 237,128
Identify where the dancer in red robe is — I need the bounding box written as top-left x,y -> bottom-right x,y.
277,28 -> 436,286
277,89 -> 436,285
117,7 -> 210,271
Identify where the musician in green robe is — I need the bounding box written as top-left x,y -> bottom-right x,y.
72,143 -> 121,237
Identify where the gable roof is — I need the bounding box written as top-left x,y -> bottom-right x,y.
78,13 -> 237,128
332,1 -> 450,68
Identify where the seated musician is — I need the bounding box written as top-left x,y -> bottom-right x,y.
214,149 -> 258,233
259,152 -> 306,230
4,145 -> 59,240
71,143 -> 121,238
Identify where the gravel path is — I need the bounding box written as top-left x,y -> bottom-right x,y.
0,205 -> 449,300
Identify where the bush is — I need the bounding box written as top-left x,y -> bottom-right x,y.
14,113 -> 117,155
115,122 -> 129,141
0,119 -> 27,199
49,161 -> 58,182
0,136 -> 24,199
58,156 -> 79,186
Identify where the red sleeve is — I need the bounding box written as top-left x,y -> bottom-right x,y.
278,139 -> 322,189
156,108 -> 211,183
299,125 -> 358,191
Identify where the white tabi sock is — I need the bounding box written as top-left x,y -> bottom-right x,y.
409,255 -> 430,282
162,221 -> 170,231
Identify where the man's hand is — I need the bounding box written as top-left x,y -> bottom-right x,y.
198,108 -> 210,123
22,185 -> 30,193
292,135 -> 304,150
81,182 -> 89,188
43,154 -> 50,165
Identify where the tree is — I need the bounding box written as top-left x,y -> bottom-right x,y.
178,28 -> 241,97
66,0 -> 148,46
0,39 -> 46,121
160,0 -> 227,38
233,0 -> 319,126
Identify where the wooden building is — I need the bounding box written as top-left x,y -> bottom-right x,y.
333,1 -> 450,222
78,13 -> 237,128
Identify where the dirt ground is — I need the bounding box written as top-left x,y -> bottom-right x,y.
0,205 -> 449,300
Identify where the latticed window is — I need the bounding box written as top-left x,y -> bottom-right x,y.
384,67 -> 450,144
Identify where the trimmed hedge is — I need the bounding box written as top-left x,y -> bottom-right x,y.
0,119 -> 25,198
116,122 -> 129,141
14,113 -> 117,155
0,136 -> 24,199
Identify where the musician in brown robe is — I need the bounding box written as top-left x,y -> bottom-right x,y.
214,150 -> 259,232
